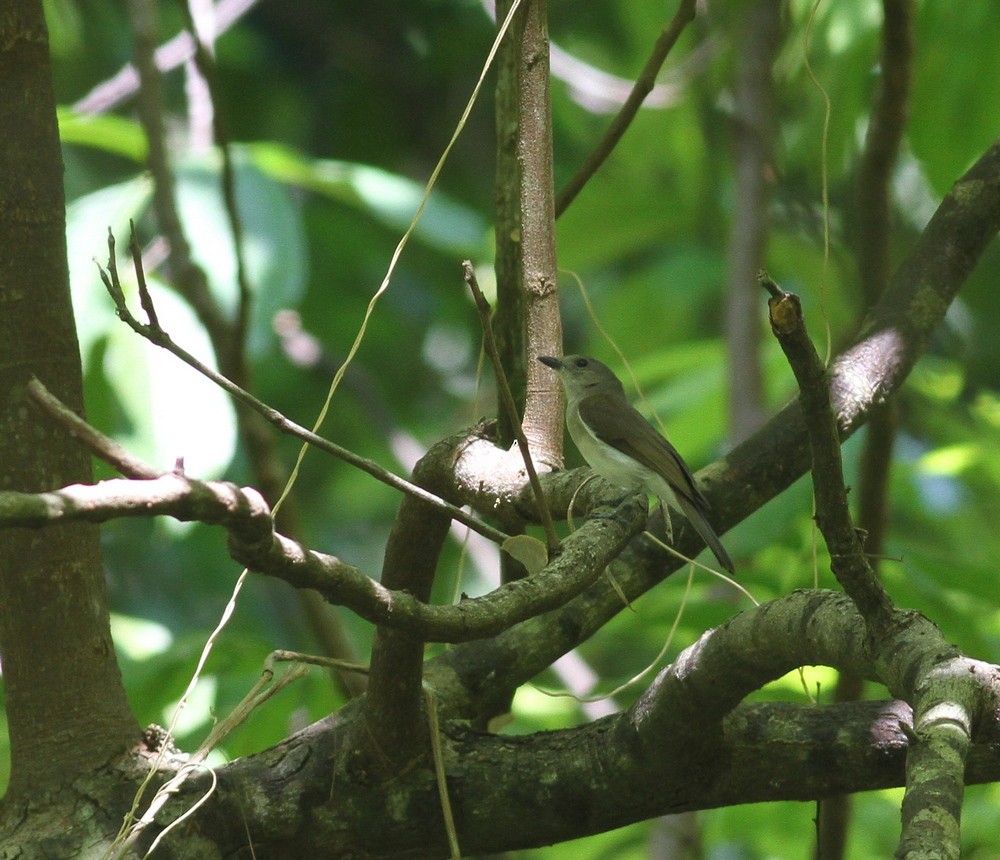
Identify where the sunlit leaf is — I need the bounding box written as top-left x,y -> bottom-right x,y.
502,534 -> 548,575
249,141 -> 488,255
58,108 -> 148,162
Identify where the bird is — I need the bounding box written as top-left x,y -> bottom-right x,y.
538,354 -> 734,573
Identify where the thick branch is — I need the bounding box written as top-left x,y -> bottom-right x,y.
142,591 -> 1000,857
0,472 -> 645,644
364,439 -> 462,765
493,0 -> 562,457
428,138 -> 1000,714
0,0 -> 138,798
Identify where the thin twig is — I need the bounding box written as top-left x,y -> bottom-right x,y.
127,0 -> 238,371
554,0 -> 698,217
463,261 -> 560,550
25,377 -> 163,480
96,234 -> 508,546
126,223 -> 160,329
268,649 -> 370,675
425,689 -> 461,860
760,272 -> 896,629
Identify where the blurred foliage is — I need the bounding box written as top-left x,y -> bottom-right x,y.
5,0 -> 1000,855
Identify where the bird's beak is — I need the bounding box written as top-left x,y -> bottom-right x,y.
537,355 -> 563,370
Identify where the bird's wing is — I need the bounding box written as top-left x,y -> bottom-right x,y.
576,393 -> 710,510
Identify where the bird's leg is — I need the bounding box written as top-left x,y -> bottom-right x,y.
659,503 -> 673,544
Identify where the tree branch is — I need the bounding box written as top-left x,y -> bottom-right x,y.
143,590 -> 1000,857
465,261 -> 559,549
364,439 -> 466,765
493,0 -> 562,458
554,0 -> 698,216
428,137 -> 1000,714
0,0 -> 138,799
73,0 -> 260,115
762,275 -> 896,628
0,468 -> 646,645
97,235 -> 508,546
127,0 -> 239,373
824,4 -> 913,852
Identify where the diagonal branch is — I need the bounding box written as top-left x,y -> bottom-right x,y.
0,445 -> 644,645
170,587 -> 1000,856
430,137 -> 1000,716
554,0 -> 698,216
96,233 -> 508,546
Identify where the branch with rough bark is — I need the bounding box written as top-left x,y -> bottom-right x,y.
9,385 -> 647,646
427,136 -> 1000,723
133,588 -> 1000,857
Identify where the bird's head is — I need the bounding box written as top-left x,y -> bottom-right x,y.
537,355 -> 623,397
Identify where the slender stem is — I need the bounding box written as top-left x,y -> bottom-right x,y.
465,262 -> 560,550
97,235 -> 508,546
554,0 -> 697,216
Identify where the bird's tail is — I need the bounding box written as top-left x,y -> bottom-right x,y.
675,496 -> 735,574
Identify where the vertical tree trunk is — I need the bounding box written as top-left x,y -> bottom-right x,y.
0,0 -> 138,799
493,0 -> 562,462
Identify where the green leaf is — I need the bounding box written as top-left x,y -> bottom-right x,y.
249,141 -> 488,255
502,534 -> 549,575
58,108 -> 148,162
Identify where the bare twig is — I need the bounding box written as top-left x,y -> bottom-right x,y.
26,377 -> 163,480
856,0 -> 914,307
0,473 -> 641,643
554,0 -> 698,216
464,261 -> 559,549
850,0 -> 914,563
761,273 -> 896,629
127,0 -> 239,372
96,234 -> 508,546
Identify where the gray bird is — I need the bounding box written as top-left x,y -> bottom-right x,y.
539,354 -> 734,573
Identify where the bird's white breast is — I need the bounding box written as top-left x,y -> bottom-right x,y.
566,398 -> 682,512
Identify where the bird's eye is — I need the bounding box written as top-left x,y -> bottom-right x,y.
574,358 -> 589,368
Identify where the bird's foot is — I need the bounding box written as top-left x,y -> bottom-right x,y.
588,494 -> 645,523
